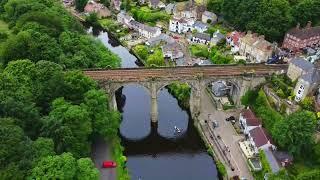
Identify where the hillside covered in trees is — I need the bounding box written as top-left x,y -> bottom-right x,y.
0,0 -> 123,179
207,0 -> 320,41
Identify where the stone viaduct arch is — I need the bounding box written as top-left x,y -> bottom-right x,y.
84,64 -> 288,123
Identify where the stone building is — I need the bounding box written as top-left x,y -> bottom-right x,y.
239,31 -> 273,63
287,58 -> 320,102
282,22 -> 320,52
287,58 -> 314,81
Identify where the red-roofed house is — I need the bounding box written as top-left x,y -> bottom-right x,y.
282,22 -> 320,52
248,127 -> 276,154
239,108 -> 261,134
226,31 -> 244,54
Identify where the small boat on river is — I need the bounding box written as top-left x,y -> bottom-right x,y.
174,126 -> 181,134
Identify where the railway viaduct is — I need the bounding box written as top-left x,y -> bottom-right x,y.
84,64 -> 288,122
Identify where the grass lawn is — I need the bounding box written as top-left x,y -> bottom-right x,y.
206,24 -> 231,35
130,6 -> 170,25
0,20 -> 9,33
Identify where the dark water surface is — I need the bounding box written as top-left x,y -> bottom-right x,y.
89,28 -> 218,180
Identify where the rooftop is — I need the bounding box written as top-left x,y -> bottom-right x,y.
287,22 -> 320,40
241,109 -> 261,126
194,32 -> 211,41
290,58 -> 314,71
202,11 -> 217,18
241,32 -> 272,52
194,21 -> 207,29
249,127 -> 271,148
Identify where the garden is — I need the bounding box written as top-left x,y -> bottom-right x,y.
132,44 -> 165,67
99,18 -> 129,38
130,6 -> 170,26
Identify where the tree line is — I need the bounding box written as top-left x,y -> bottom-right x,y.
0,0 -> 122,179
207,0 -> 320,42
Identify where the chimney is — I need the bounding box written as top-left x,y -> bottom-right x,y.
306,21 -> 312,29
296,23 -> 300,29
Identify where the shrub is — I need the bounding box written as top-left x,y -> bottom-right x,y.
216,161 -> 227,177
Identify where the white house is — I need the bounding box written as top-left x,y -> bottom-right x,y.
193,21 -> 208,33
190,33 -> 211,45
130,20 -> 161,38
169,17 -> 194,34
239,108 -> 261,135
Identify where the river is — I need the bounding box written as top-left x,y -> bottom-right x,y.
90,28 -> 219,180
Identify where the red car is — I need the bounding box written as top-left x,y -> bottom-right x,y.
102,161 -> 117,168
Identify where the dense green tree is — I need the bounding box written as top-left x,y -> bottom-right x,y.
207,0 -> 223,14
272,111 -> 317,156
146,50 -> 165,67
133,45 -> 149,60
0,118 -> 26,169
292,0 -> 320,26
77,158 -> 99,180
85,12 -> 99,26
0,60 -> 40,136
63,70 -> 97,104
32,137 -> 55,162
296,169 -> 320,180
0,118 -> 34,179
41,98 -> 92,157
33,61 -> 64,113
31,153 -> 77,179
0,30 -> 62,65
83,90 -> 120,138
248,0 -> 293,41
31,153 -> 99,179
75,0 -> 88,12
14,11 -> 64,37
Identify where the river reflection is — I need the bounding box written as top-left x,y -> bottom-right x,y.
117,85 -> 218,180
118,85 -> 151,140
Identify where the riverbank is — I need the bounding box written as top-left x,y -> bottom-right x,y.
111,137 -> 130,180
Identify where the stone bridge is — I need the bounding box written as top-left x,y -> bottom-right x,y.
84,64 -> 288,122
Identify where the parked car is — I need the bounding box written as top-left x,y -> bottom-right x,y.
102,161 -> 117,168
225,116 -> 235,121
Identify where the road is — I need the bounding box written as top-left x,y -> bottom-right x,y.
91,137 -> 116,180
199,89 -> 254,180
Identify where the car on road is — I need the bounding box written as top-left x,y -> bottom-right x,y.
102,161 -> 117,168
225,116 -> 235,121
